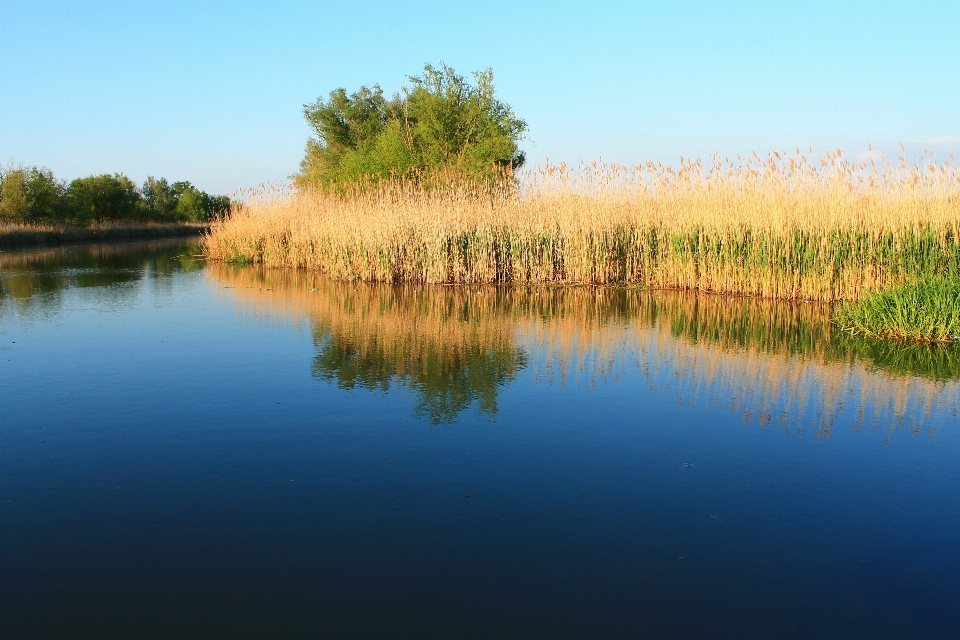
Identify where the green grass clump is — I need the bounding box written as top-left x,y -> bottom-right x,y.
834,277 -> 960,343
224,253 -> 251,266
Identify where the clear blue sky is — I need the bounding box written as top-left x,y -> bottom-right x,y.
1,0 -> 957,194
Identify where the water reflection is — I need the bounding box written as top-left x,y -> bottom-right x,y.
3,242 -> 956,434
210,267 -> 526,424
309,290 -> 525,424
0,241 -> 203,318
212,265 -> 960,437
6,241 -> 960,638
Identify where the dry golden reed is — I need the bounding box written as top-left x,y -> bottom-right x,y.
203,148 -> 960,301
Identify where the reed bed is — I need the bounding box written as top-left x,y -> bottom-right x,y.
210,265 -> 960,434
204,149 -> 960,301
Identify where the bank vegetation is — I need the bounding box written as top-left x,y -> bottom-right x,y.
204,147 -> 960,302
0,164 -> 230,246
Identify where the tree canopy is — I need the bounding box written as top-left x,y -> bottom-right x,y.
0,164 -> 230,225
295,63 -> 527,190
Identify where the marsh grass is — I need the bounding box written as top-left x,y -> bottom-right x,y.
834,276 -> 960,342
204,148 -> 960,301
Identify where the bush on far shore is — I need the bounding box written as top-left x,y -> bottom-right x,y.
0,163 -> 231,226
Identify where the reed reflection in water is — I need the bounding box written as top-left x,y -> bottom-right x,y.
213,265 -> 960,439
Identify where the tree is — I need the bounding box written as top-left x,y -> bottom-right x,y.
25,168 -> 66,221
170,181 -> 231,222
0,165 -> 66,223
0,167 -> 31,223
174,183 -> 206,222
1,164 -> 231,225
295,63 -> 527,190
142,176 -> 179,221
65,174 -> 145,224
205,194 -> 232,220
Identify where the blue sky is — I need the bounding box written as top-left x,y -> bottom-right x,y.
1,0 -> 957,194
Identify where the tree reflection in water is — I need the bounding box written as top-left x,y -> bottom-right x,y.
0,240 -> 203,318
311,315 -> 524,424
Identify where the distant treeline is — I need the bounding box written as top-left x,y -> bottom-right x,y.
0,164 -> 231,225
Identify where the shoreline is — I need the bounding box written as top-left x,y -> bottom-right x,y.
0,222 -> 208,249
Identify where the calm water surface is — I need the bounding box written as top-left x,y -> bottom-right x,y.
2,240 -> 959,639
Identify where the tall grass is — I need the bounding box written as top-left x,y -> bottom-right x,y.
203,148 -> 960,301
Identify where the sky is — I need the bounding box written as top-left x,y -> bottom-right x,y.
1,0 -> 958,195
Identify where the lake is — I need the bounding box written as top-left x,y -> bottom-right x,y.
2,239 -> 959,639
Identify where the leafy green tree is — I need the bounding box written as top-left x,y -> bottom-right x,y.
0,167 -> 31,223
174,183 -> 207,222
205,194 -> 232,220
2,163 -> 230,225
168,181 -> 230,222
25,168 -> 67,221
142,176 -> 179,221
0,165 -> 66,223
65,174 -> 145,224
296,63 -> 527,190
142,178 -> 231,222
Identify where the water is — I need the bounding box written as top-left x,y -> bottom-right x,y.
2,240 -> 959,639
